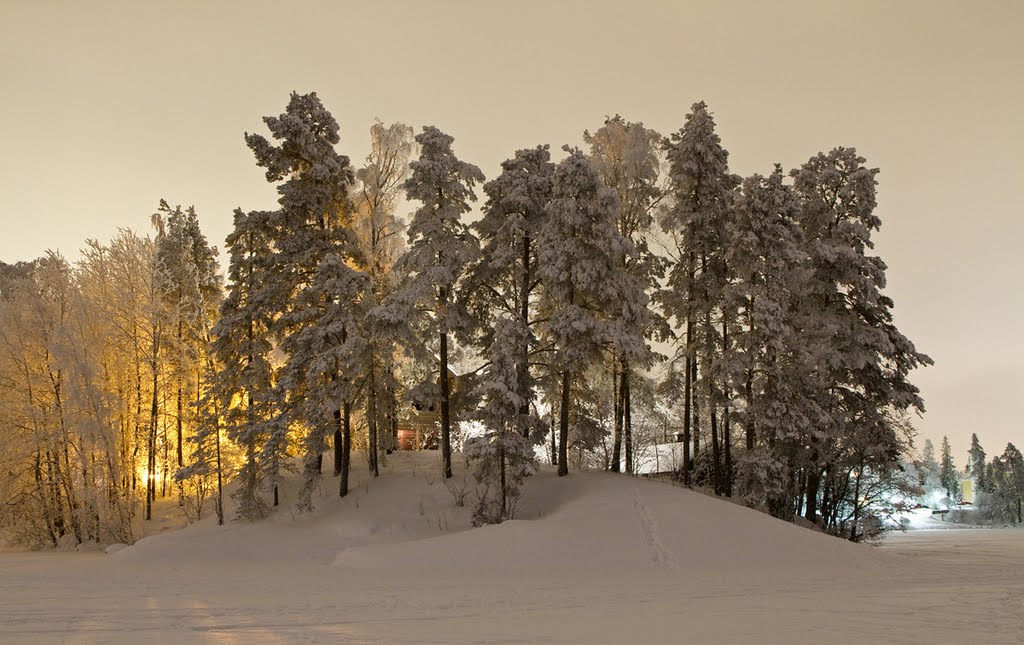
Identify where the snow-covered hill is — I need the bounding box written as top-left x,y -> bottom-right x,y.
2,452 -> 1022,644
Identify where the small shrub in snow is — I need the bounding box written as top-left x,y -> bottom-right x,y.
444,467 -> 471,508
465,431 -> 537,525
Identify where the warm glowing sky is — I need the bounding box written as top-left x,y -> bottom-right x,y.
1,0 -> 1021,463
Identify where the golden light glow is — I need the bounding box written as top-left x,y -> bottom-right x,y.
137,467 -> 163,486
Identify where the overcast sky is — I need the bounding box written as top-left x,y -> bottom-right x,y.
1,0 -> 1020,463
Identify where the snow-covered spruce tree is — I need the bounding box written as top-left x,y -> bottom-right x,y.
723,167 -> 815,510
939,435 -> 959,503
188,208 -> 277,520
917,438 -> 943,499
585,116 -> 667,475
391,126 -> 483,480
659,101 -> 739,489
987,444 -> 1023,524
791,147 -> 931,524
466,315 -> 538,524
151,199 -> 220,477
184,373 -> 226,524
352,121 -> 415,466
467,144 -> 555,440
968,433 -> 988,493
243,92 -> 367,507
537,148 -> 648,477
152,201 -> 222,504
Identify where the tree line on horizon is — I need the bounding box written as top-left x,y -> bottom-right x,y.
920,434 -> 1023,525
0,91 -> 939,547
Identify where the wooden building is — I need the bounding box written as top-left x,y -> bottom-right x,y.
395,365 -> 462,451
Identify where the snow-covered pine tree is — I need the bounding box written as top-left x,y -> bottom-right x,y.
392,126 -> 483,479
939,435 -> 959,502
191,208 -> 277,520
723,166 -> 814,510
466,315 -> 537,524
659,102 -> 739,488
791,147 -> 932,523
284,253 -> 370,509
918,438 -> 943,498
537,148 -> 648,477
988,444 -> 1023,524
968,433 -> 988,493
467,144 -> 555,440
584,116 -> 667,475
243,92 -> 366,507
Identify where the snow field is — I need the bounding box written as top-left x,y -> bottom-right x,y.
1,452 -> 1022,644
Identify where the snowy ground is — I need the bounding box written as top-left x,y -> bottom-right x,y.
1,452 -> 1022,644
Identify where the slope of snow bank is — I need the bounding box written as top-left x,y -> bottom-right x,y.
112,451 -> 878,580
331,468 -> 880,579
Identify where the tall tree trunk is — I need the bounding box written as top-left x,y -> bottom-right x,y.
160,390 -> 169,498
722,318 -> 732,496
176,316 -> 184,469
215,417 -> 223,525
794,466 -> 805,518
499,431 -> 507,518
340,402 -> 352,497
558,369 -> 570,477
710,406 -> 720,493
723,404 -> 732,497
611,362 -> 622,472
389,384 -> 398,452
550,414 -> 557,466
820,469 -> 833,530
48,450 -> 65,539
146,321 -> 160,521
682,252 -> 695,484
176,382 -> 183,468
439,331 -> 452,479
132,335 -> 142,494
744,369 -> 755,451
804,467 -> 820,524
745,292 -> 756,451
333,409 -> 343,476
246,435 -> 256,513
368,366 -> 379,477
518,234 -> 532,437
705,302 -> 720,495
682,323 -> 692,484
147,364 -> 158,521
692,353 -> 700,463
623,366 -> 633,475
35,449 -> 56,545
849,461 -> 863,541
52,374 -> 82,543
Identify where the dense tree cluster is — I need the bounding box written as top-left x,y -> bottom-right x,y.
911,432 -> 1024,527
0,92 -> 937,547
